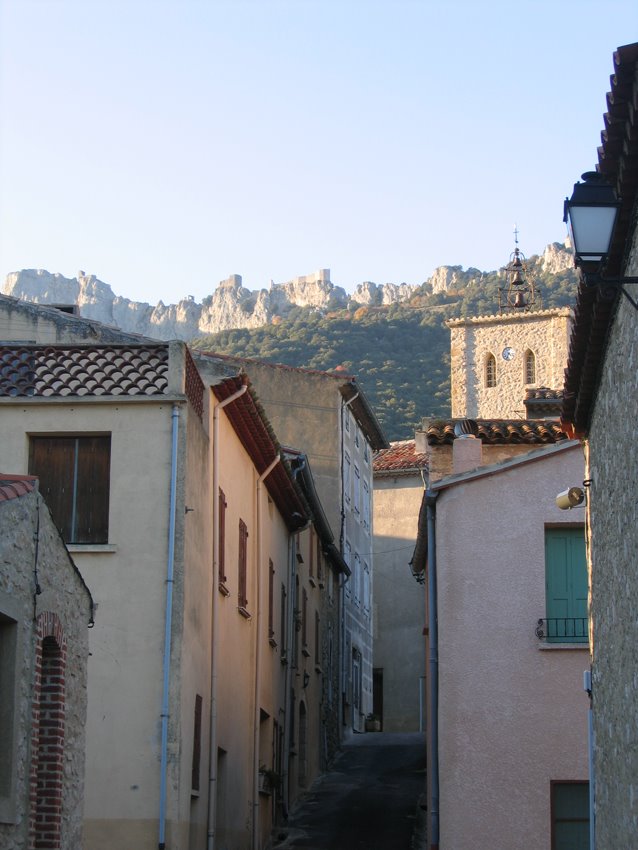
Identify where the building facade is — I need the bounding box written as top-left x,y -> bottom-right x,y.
561,41 -> 638,850
0,475 -> 93,850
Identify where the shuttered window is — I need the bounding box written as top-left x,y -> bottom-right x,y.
29,435 -> 111,544
545,528 -> 588,643
218,488 -> 227,588
238,519 -> 249,611
191,694 -> 203,793
551,782 -> 590,850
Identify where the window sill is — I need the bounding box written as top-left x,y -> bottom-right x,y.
538,642 -> 589,651
67,543 -> 117,554
238,606 -> 251,620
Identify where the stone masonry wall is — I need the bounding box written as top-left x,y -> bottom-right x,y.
0,490 -> 91,850
449,309 -> 572,419
586,232 -> 638,848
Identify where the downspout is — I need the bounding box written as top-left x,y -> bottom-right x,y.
207,384 -> 248,850
426,490 -> 439,850
253,455 -> 281,850
159,403 -> 180,850
281,533 -> 296,817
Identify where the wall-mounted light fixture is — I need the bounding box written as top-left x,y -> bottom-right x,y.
564,171 -> 638,310
556,487 -> 585,510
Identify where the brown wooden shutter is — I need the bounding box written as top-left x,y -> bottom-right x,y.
238,519 -> 248,609
218,488 -> 227,585
75,436 -> 110,543
191,694 -> 203,792
29,437 -> 75,541
268,559 -> 275,639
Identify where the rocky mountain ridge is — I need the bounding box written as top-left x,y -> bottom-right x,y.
2,242 -> 573,341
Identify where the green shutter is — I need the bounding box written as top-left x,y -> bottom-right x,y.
552,782 -> 590,850
545,529 -> 588,642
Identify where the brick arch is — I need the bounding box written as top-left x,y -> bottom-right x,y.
29,612 -> 67,850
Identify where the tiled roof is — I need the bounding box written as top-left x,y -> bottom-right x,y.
525,387 -> 563,401
0,474 -> 37,502
213,375 -> 309,532
426,418 -> 567,445
0,345 -> 169,397
373,440 -> 428,474
562,42 -> 638,434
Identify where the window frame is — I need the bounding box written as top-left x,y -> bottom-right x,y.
28,434 -> 111,545
525,349 -> 536,385
485,353 -> 497,388
238,519 -> 249,616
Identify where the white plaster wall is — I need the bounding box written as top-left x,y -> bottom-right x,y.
373,473 -> 426,731
434,444 -> 589,850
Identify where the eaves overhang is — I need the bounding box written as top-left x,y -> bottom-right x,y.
212,375 -> 309,531
562,41 -> 638,437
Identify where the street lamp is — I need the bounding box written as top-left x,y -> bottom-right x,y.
564,170 -> 638,310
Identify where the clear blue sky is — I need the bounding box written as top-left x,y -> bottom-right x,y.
0,0 -> 635,304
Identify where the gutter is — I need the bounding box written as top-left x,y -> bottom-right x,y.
253,455 -> 281,850
159,403 -> 180,850
425,490 -> 439,850
207,383 -> 248,850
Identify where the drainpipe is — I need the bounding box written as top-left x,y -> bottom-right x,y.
207,384 -> 248,850
159,403 -> 180,850
253,455 -> 281,850
426,490 -> 439,850
281,532 -> 296,817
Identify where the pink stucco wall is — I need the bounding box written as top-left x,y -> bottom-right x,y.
434,442 -> 590,850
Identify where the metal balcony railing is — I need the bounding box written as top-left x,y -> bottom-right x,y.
535,618 -> 588,643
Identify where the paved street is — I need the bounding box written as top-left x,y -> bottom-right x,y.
272,732 -> 427,850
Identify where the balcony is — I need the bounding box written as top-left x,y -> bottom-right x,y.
535,618 -> 588,644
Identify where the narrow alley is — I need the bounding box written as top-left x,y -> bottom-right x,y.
272,733 -> 427,850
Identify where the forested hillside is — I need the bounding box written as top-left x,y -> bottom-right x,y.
191,264 -> 579,441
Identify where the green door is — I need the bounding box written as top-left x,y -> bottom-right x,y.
545,529 -> 588,642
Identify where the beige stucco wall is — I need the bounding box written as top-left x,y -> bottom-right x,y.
433,443 -> 589,850
449,309 -> 572,419
0,398 -> 194,849
0,488 -> 91,850
586,235 -> 638,849
373,472 -> 426,731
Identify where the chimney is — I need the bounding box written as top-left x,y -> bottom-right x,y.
414,429 -> 428,455
452,419 -> 482,474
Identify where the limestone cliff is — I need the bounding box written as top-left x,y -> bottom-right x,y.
2,243 -> 574,340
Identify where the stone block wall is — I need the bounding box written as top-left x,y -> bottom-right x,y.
0,488 -> 92,850
587,238 -> 638,848
448,309 -> 572,419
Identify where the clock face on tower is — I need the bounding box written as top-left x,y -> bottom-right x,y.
502,347 -> 515,361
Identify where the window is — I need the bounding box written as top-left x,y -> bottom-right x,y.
525,349 -> 536,384
191,694 -> 203,793
344,452 -> 351,505
302,588 -> 309,655
353,554 -> 361,606
363,562 -> 371,615
268,560 -> 276,645
344,541 -> 352,598
29,435 -> 111,544
353,465 -> 360,515
316,536 -> 324,586
218,488 -> 228,590
279,584 -> 287,659
308,530 -> 315,584
314,611 -> 321,667
544,528 -> 588,643
551,782 -> 589,850
362,480 -> 370,531
238,519 -> 249,614
485,353 -> 497,388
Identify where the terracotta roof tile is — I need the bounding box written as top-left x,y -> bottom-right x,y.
0,345 -> 169,398
426,419 -> 567,445
373,440 -> 428,473
0,474 -> 37,502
